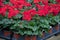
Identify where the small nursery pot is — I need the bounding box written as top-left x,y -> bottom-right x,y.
48,27 -> 52,34
4,31 -> 11,37
42,32 -> 45,38
55,25 -> 59,31
25,36 -> 31,40
31,36 -> 37,40
25,35 -> 36,40
14,33 -> 20,40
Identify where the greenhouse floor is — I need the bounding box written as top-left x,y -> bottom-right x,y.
47,34 -> 60,40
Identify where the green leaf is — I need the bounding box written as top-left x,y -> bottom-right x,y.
24,31 -> 32,35
27,0 -> 33,3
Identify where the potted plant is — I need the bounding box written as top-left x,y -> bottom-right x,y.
0,0 -> 60,40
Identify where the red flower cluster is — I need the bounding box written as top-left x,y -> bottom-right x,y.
23,9 -> 37,21
0,0 -> 60,21
49,4 -> 60,16
34,0 -> 48,5
0,0 -> 4,6
8,7 -> 19,18
0,5 -> 7,16
56,0 -> 60,4
10,0 -> 31,8
37,5 -> 50,16
0,0 -> 31,18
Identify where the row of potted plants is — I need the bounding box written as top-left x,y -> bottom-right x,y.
0,24 -> 59,40
0,0 -> 60,40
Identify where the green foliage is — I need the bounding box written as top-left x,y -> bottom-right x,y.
0,13 -> 60,36
49,0 -> 56,4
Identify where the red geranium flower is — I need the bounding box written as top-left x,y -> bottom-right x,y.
23,11 -> 32,21
35,4 -> 43,10
18,5 -> 24,9
56,0 -> 60,3
34,0 -> 40,3
53,8 -> 59,16
8,9 -> 19,18
41,0 -> 48,5
29,9 -> 37,16
38,9 -> 48,16
0,5 -> 7,16
0,2 -> 4,6
10,0 -> 19,5
24,2 -> 31,7
37,5 -> 49,16
49,4 -> 60,15
50,8 -> 59,16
